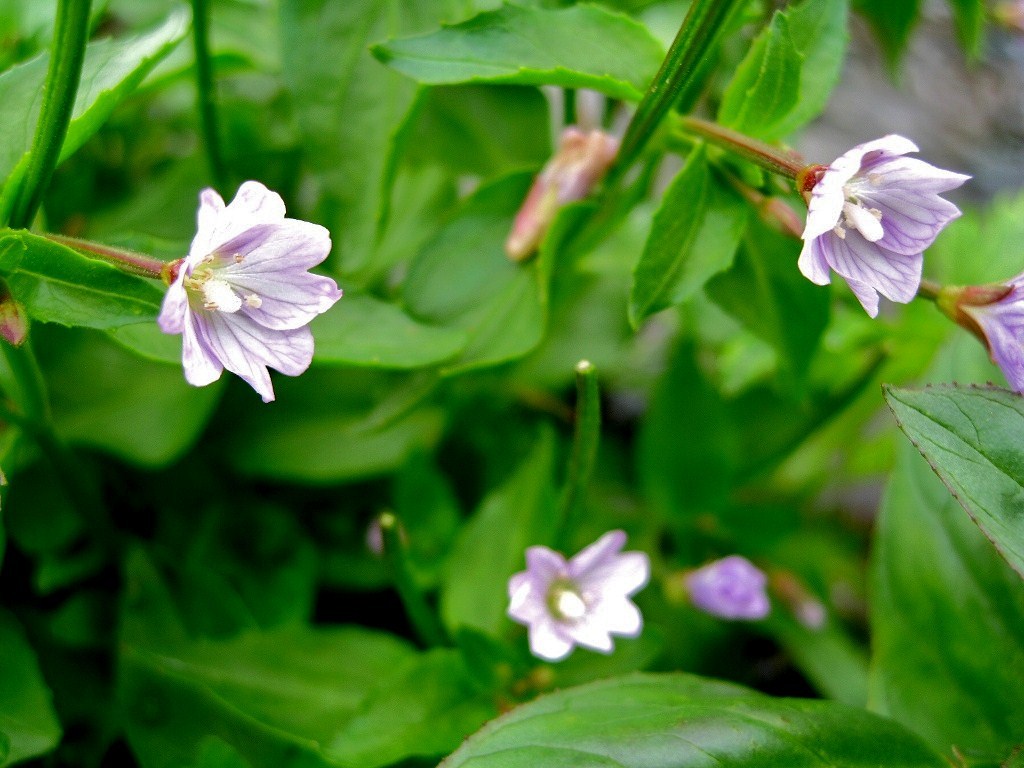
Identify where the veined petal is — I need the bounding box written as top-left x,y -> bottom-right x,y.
966,301 -> 1024,392
844,276 -> 881,318
862,155 -> 971,194
233,271 -> 342,331
798,237 -> 832,286
157,278 -> 189,334
819,229 -> 923,305
217,220 -> 333,272
181,312 -> 223,386
191,181 -> 288,258
864,189 -> 963,255
802,177 -> 846,241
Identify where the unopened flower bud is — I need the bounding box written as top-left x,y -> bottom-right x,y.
505,127 -> 619,261
0,280 -> 28,347
685,555 -> 770,621
937,276 -> 1024,392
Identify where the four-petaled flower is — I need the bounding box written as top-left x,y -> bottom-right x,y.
159,181 -> 342,402
939,277 -> 1024,392
798,135 -> 969,317
507,530 -> 649,661
685,555 -> 770,621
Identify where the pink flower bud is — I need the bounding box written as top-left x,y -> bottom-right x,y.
0,280 -> 28,347
505,127 -> 619,261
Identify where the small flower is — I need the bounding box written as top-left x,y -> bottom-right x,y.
798,135 -> 969,318
507,530 -> 649,662
939,277 -> 1024,392
159,181 -> 342,402
685,556 -> 770,621
505,127 -> 619,261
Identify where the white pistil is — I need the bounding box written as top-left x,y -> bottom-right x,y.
200,278 -> 242,313
842,201 -> 884,242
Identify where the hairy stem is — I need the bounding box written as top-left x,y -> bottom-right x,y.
5,0 -> 92,228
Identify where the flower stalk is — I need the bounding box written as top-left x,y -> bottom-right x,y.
555,360 -> 601,547
676,116 -> 806,180
43,233 -> 168,279
611,0 -> 747,182
377,511 -> 448,648
4,0 -> 92,229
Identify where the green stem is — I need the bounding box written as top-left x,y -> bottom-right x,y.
678,116 -> 806,180
377,511 -> 448,648
192,0 -> 227,188
5,0 -> 92,229
43,233 -> 167,279
0,341 -> 50,424
916,278 -> 941,302
610,0 -> 746,182
556,360 -> 601,546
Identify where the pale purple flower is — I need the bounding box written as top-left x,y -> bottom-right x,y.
798,135 -> 969,318
943,276 -> 1024,392
507,530 -> 649,662
505,127 -> 619,261
158,181 -> 342,402
685,556 -> 770,621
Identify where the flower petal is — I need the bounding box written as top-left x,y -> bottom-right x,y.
234,271 -> 342,331
577,552 -> 650,598
190,181 -> 287,257
525,545 -> 567,583
798,237 -> 832,286
508,573 -> 546,623
217,220 -> 333,272
818,229 -> 923,307
528,618 -> 576,661
181,311 -> 223,387
966,299 -> 1024,392
566,616 -> 614,653
198,312 -> 315,402
567,529 -> 626,579
865,188 -> 963,255
592,596 -> 643,637
157,278 -> 189,334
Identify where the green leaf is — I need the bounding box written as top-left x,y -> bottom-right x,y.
853,0 -> 921,69
884,384 -> 1024,578
279,0 -> 476,276
637,341 -> 738,518
120,549 -> 417,768
0,8 -> 189,195
43,326 -> 221,467
326,650 -> 498,768
629,148 -> 747,326
404,173 -> 547,374
719,0 -> 847,140
946,0 -> 984,57
0,231 -> 163,329
371,3 -> 665,102
870,341 -> 1024,763
440,673 -> 946,767
707,216 -> 829,386
441,429 -> 557,636
402,85 -> 551,177
225,370 -> 444,483
311,293 -> 468,369
0,609 -> 62,768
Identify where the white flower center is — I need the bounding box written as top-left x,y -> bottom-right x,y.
184,258 -> 262,314
832,177 -> 884,242
547,580 -> 588,622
